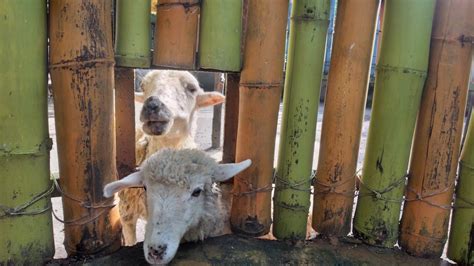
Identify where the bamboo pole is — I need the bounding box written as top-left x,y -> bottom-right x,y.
49,0 -> 121,255
448,111 -> 474,265
114,0 -> 151,68
198,0 -> 242,71
273,0 -> 330,240
399,0 -> 474,257
230,0 -> 288,236
312,0 -> 379,237
0,1 -> 54,264
352,0 -> 436,247
222,0 -> 248,164
211,73 -> 224,149
115,68 -> 136,178
152,0 -> 199,69
222,74 -> 240,164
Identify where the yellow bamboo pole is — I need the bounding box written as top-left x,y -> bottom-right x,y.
312,0 -> 379,236
115,68 -> 136,178
399,0 -> 474,257
152,0 -> 199,69
49,0 -> 121,255
230,0 -> 288,236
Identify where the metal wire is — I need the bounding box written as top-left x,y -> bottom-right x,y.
273,171 -> 315,193
356,173 -> 408,203
231,175 -> 273,197
50,178 -> 117,225
313,169 -> 361,198
0,181 -> 55,219
404,184 -> 453,210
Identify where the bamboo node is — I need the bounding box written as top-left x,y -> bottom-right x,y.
291,14 -> 329,22
0,181 -> 54,219
239,81 -> 283,88
273,201 -> 309,212
49,58 -> 115,70
376,64 -> 428,77
356,173 -> 407,203
157,1 -> 200,12
0,137 -> 53,156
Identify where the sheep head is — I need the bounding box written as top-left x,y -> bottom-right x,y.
136,70 -> 225,138
104,149 -> 251,265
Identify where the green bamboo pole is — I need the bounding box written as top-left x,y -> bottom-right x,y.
115,0 -> 151,68
198,0 -> 242,71
353,0 -> 436,247
273,0 -> 329,240
0,0 -> 54,264
448,108 -> 474,264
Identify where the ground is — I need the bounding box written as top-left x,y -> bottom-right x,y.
47,235 -> 444,266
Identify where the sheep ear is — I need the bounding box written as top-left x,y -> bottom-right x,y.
135,92 -> 145,103
214,159 -> 252,182
196,91 -> 225,108
103,171 -> 144,198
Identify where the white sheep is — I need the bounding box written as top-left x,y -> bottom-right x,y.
135,70 -> 225,163
119,70 -> 225,245
104,149 -> 252,265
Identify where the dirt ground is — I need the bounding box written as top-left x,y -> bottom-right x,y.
47,234 -> 445,266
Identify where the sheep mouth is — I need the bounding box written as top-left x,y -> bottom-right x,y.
142,120 -> 171,136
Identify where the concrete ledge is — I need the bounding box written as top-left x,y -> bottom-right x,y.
46,234 -> 444,265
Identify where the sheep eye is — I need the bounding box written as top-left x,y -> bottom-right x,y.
186,84 -> 197,93
191,188 -> 202,197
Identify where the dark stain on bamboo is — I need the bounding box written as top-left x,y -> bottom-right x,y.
376,148 -> 384,174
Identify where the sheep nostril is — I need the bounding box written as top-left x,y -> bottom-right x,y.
148,244 -> 167,260
147,101 -> 160,111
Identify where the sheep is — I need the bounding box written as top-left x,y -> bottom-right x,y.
134,70 -> 225,163
104,149 -> 252,265
119,70 -> 225,246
